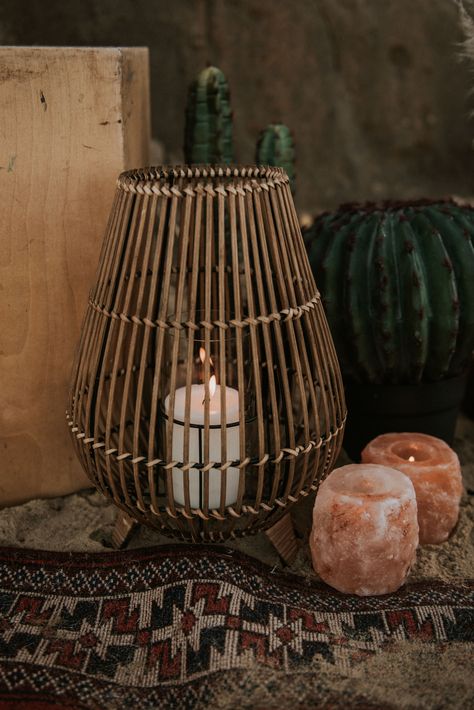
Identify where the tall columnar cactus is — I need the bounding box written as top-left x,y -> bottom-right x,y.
256,124 -> 295,193
304,201 -> 474,385
184,66 -> 234,165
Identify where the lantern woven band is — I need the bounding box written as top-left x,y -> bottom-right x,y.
68,164 -> 346,542
67,411 -> 345,472
66,413 -> 346,528
87,294 -> 321,331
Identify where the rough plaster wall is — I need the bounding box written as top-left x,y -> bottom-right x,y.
1,0 -> 473,212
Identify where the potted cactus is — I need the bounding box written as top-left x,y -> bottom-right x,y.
184,65 -> 234,164
304,200 -> 474,459
256,123 -> 295,193
184,66 -> 296,187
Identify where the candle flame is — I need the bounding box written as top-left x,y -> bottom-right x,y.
199,348 -> 217,400
209,374 -> 217,398
199,347 -> 213,367
408,455 -> 415,462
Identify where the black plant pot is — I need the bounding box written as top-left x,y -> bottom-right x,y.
343,374 -> 468,462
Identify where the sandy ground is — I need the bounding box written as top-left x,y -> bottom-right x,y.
0,418 -> 473,709
1,418 -> 473,582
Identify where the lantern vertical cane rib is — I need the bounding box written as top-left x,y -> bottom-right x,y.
88,189 -> 135,496
217,189 -> 228,515
228,189 -> 247,514
120,191 -> 156,512
105,192 -> 145,507
299,261 -> 339,440
68,166 -> 347,542
252,188 -> 296,505
142,194 -> 170,517
165,192 -> 193,535
174,191 -> 202,540
89,189 -> 124,304
94,192 -> 139,504
131,192 -> 160,514
245,189 -> 282,508
270,191 -> 317,496
282,183 -> 346,434
182,189 -> 204,521
288,213 -> 336,484
72,189 -> 125,478
315,299 -> 347,429
170,190 -> 193,517
152,193 -> 179,520
280,183 -> 336,449
237,189 -> 266,510
314,304 -> 343,475
252,185 -> 297,524
117,191 -> 152,510
202,187 -> 214,520
268,186 -> 311,498
70,186 -> 121,432
87,189 -> 125,314
245,186 -> 285,532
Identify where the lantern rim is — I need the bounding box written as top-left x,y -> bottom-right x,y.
117,164 -> 290,193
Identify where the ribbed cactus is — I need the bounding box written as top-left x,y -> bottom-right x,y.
256,124 -> 295,193
184,66 -> 234,164
304,201 -> 474,385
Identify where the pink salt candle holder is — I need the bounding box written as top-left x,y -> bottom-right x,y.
361,432 -> 462,545
310,464 -> 419,596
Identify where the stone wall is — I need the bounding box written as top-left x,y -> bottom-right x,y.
1,0 -> 473,212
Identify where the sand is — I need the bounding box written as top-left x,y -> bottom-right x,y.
0,417 -> 472,709
1,418 -> 473,578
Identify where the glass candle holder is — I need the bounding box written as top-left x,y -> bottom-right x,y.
160,314 -> 252,511
361,432 -> 463,544
310,463 -> 419,596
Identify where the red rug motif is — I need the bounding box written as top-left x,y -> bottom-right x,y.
0,544 -> 472,708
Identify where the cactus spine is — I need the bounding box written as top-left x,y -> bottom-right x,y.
304,201 -> 474,385
256,124 -> 295,193
184,66 -> 234,165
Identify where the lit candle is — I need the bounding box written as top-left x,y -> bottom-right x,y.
310,463 -> 418,596
361,432 -> 462,545
164,359 -> 240,510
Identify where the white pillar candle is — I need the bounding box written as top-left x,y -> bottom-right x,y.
164,384 -> 240,509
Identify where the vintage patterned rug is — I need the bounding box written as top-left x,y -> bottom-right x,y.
0,544 -> 472,709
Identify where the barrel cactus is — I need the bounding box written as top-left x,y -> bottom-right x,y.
256,124 -> 295,193
304,200 -> 474,385
184,65 -> 234,164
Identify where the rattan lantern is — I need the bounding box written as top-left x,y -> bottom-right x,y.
67,166 -> 346,542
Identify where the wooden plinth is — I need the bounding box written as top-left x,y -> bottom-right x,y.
0,47 -> 150,505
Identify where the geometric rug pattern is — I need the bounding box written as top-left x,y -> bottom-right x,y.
0,544 -> 472,708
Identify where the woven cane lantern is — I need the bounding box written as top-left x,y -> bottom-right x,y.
67,166 -> 346,542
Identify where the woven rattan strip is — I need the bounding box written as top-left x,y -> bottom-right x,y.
67,165 -> 346,542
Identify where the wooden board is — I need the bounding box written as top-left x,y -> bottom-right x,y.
0,47 -> 150,506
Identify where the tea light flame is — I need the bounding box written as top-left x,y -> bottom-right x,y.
408,455 -> 415,462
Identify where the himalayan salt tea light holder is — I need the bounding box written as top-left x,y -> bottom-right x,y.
311,463 -> 419,596
361,432 -> 462,545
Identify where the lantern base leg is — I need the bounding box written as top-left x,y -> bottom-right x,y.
111,511 -> 138,549
265,513 -> 299,565
111,509 -> 298,563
